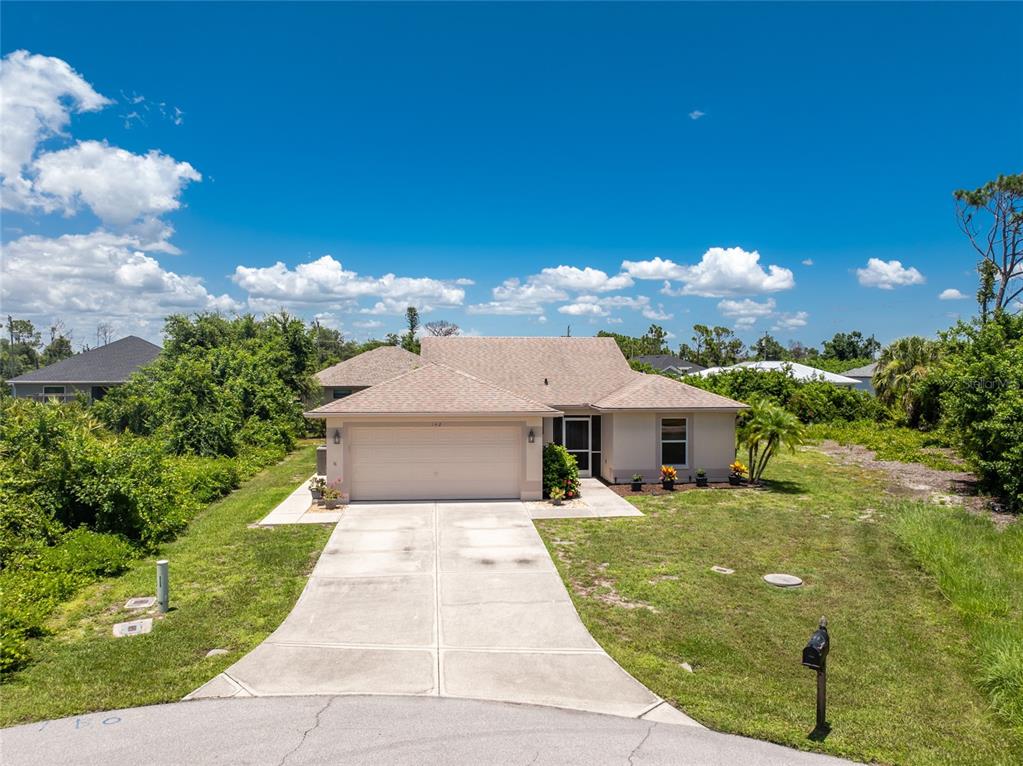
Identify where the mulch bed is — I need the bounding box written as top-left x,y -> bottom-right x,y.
606,481 -> 750,497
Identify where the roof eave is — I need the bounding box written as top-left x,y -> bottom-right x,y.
304,409 -> 561,419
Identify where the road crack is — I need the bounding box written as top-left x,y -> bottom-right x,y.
278,696 -> 334,766
625,721 -> 656,766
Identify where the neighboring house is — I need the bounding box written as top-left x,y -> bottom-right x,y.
6,336 -> 161,402
306,337 -> 747,502
631,354 -> 706,376
841,362 -> 878,394
312,346 -> 422,405
695,360 -> 860,387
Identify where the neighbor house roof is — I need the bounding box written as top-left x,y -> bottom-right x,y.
841,362 -> 878,378
631,355 -> 706,373
314,346 -> 422,387
306,362 -> 560,417
694,360 -> 859,386
419,336 -> 636,406
8,336 -> 161,384
594,373 -> 747,411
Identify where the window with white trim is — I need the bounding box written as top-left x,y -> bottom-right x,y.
43,386 -> 65,395
660,417 -> 687,467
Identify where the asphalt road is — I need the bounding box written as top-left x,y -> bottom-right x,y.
2,695 -> 855,766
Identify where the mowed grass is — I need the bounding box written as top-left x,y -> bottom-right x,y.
536,449 -> 1021,766
0,444 -> 330,727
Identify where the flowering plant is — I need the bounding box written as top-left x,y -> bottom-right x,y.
729,461 -> 748,477
321,480 -> 343,500
550,486 -> 566,502
659,465 -> 678,482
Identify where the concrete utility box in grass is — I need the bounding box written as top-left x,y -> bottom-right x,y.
316,445 -> 327,476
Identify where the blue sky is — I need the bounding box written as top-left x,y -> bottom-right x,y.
2,2 -> 1021,349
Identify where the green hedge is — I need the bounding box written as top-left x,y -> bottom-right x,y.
543,443 -> 580,499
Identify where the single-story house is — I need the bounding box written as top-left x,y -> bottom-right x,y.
695,360 -> 860,387
306,337 -> 747,502
841,362 -> 878,394
6,335 -> 161,402
312,345 -> 421,405
631,354 -> 706,376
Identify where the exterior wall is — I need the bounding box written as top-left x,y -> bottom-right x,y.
605,411 -> 738,484
850,377 -> 875,395
307,384 -> 369,410
599,413 -> 614,482
9,382 -> 111,401
323,416 -> 542,501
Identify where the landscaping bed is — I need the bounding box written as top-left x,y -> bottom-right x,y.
607,481 -> 749,497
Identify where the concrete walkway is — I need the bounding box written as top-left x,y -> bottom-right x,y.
2,696 -> 857,766
256,475 -> 343,525
190,498 -> 694,725
527,477 -> 644,519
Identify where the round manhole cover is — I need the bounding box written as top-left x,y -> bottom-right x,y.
763,573 -> 803,587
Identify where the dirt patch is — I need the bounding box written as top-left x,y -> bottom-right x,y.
811,440 -> 1016,528
573,576 -> 660,613
607,481 -> 750,498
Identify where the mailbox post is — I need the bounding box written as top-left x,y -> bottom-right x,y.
801,616 -> 830,730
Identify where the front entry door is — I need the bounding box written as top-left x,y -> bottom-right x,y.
564,417 -> 592,477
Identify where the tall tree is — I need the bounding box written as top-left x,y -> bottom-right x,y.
874,336 -> 940,425
401,307 -> 421,353
954,173 -> 1023,315
821,331 -> 881,361
641,324 -> 668,355
2,317 -> 42,378
41,320 -> 74,366
679,324 -> 745,367
752,333 -> 786,361
424,320 -> 460,336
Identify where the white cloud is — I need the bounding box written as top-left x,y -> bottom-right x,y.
353,319 -> 382,329
32,140 -> 202,226
0,50 -> 111,207
1,230 -> 239,337
718,298 -> 776,329
558,301 -> 607,317
642,303 -> 673,321
772,311 -> 809,331
556,294 -> 662,319
688,110 -> 705,120
802,258 -> 814,266
533,265 -> 633,292
625,247 -> 795,297
232,255 -> 468,313
467,265 -> 631,315
856,258 -> 925,289
939,288 -> 968,300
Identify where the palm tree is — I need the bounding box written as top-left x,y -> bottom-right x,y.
738,400 -> 804,484
874,336 -> 939,424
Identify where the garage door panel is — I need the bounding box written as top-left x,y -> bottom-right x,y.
349,426 -> 521,501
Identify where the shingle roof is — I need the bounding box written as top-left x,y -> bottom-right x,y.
632,354 -> 706,373
694,360 -> 860,386
8,336 -> 161,384
841,362 -> 877,378
594,373 -> 748,410
314,346 -> 422,387
306,362 -> 560,417
419,336 -> 636,406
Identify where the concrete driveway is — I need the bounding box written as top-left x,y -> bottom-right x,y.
191,500 -> 692,724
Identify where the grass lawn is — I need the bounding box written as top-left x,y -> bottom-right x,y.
0,443 -> 330,727
536,448 -> 1021,766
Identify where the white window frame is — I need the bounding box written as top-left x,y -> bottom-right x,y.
659,416 -> 688,469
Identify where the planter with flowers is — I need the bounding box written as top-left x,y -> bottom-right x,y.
695,469 -> 708,488
321,480 -> 343,510
660,465 -> 677,491
630,473 -> 644,492
550,486 -> 566,506
309,476 -> 326,501
729,460 -> 748,486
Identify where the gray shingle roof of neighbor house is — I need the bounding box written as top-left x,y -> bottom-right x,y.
631,354 -> 707,373
841,362 -> 878,378
314,346 -> 422,387
306,362 -> 560,417
593,373 -> 748,410
420,336 -> 638,406
7,336 -> 161,384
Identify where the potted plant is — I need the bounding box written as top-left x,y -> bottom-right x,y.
695,469 -> 708,488
660,465 -> 677,491
630,473 -> 644,492
309,476 -> 326,500
321,480 -> 343,510
550,486 -> 566,506
728,461 -> 747,486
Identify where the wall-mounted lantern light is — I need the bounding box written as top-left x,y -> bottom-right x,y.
528,429 -> 535,444
333,428 -> 342,445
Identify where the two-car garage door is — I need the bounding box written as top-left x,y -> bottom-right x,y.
348,425 -> 521,501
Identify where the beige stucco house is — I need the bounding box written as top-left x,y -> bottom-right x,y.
312,345 -> 422,405
305,337 -> 747,502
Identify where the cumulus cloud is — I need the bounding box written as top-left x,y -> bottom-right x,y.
0,50 -> 111,206
33,140 -> 202,226
939,288 -> 968,300
856,258 -> 925,289
717,298 -> 777,329
467,265 -> 631,315
802,258 -> 814,266
688,110 -> 705,120
1,230 -> 239,336
624,247 -> 795,297
772,311 -> 809,331
555,294 -> 669,319
232,255 -> 468,313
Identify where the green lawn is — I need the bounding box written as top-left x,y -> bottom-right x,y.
0,444 -> 330,727
536,448 -> 1021,766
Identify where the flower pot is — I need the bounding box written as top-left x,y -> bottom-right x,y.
696,477 -> 708,488
661,480 -> 675,491
324,498 -> 340,510
552,498 -> 564,506
310,488 -> 322,500
728,475 -> 741,486
630,481 -> 643,492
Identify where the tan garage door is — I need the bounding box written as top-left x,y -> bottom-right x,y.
349,425 -> 521,501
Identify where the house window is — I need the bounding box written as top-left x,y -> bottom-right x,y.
660,417 -> 687,467
43,386 -> 65,395
332,388 -> 352,400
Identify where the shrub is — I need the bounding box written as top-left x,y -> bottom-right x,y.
543,443 -> 580,499
169,455 -> 240,506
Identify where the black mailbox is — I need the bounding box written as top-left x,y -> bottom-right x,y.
802,617 -> 830,670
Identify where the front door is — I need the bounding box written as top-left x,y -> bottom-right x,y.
564,417 -> 592,477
